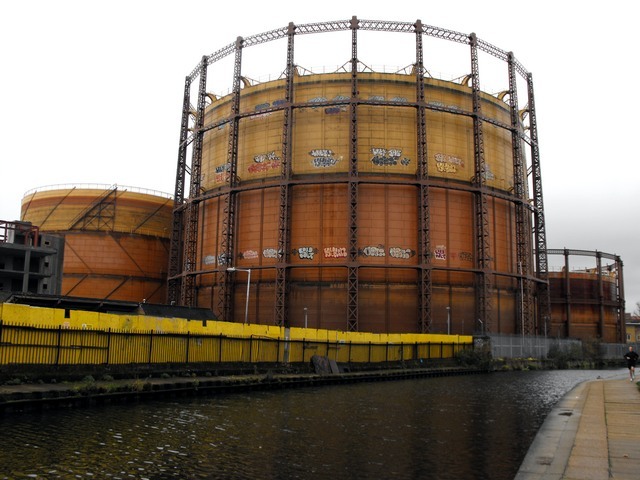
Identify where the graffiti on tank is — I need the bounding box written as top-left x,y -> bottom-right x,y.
250,112 -> 272,120
370,147 -> 411,167
215,172 -> 231,183
368,95 -> 385,101
217,253 -> 230,266
214,163 -> 232,183
390,96 -> 408,103
239,250 -> 259,260
253,99 -> 286,111
459,251 -> 473,262
203,255 -> 216,266
359,245 -> 386,257
309,149 -> 340,168
292,246 -> 317,260
248,151 -> 281,174
308,96 -> 327,109
435,153 -> 464,173
389,247 -> 415,259
427,100 -> 460,111
482,165 -> 496,181
324,246 -> 348,258
434,245 -> 447,260
262,248 -> 283,259
253,151 -> 280,163
324,95 -> 349,115
325,107 -> 344,115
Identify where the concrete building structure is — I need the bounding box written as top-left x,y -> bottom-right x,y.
0,220 -> 64,296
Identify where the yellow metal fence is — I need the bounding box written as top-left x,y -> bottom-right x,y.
0,321 -> 471,367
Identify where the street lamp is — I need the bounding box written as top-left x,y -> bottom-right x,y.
519,261 -> 524,351
446,306 -> 451,335
227,267 -> 251,324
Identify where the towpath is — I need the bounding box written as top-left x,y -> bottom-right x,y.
516,374 -> 640,480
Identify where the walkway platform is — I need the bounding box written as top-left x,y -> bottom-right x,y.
516,373 -> 640,480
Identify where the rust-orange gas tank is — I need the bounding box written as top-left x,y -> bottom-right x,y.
195,73 -> 522,333
547,248 -> 624,343
21,185 -> 173,303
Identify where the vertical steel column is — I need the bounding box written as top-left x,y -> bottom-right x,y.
564,249 -> 572,337
527,73 -> 551,334
616,256 -> 625,342
508,53 -> 532,335
167,77 -> 192,304
346,16 -> 360,332
218,37 -> 244,321
275,23 -> 296,327
415,20 -> 431,333
470,33 -> 492,332
596,252 -> 605,338
180,57 -> 208,307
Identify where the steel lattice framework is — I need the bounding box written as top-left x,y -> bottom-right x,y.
167,17 -> 550,333
68,186 -> 119,232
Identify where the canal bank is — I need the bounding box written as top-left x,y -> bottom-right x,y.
516,372 -> 640,480
0,364 -> 482,413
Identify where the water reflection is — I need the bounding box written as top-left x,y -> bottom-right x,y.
0,369 -> 623,479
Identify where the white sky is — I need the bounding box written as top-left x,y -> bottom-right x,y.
2,1 -> 639,313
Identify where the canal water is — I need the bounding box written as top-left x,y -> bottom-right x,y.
0,369 -> 624,479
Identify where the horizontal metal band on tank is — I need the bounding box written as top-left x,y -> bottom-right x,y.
64,273 -> 166,283
180,97 -> 533,150
186,18 -> 528,84
167,261 -> 548,287
174,169 -> 533,214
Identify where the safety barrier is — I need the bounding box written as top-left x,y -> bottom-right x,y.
0,321 -> 471,367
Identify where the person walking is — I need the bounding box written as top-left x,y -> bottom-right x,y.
624,346 -> 639,381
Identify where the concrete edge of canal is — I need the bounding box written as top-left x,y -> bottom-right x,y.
0,365 -> 484,413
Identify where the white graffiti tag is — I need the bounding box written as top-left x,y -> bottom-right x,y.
360,245 -> 386,257
297,247 -> 316,260
309,149 -> 340,168
389,247 -> 415,259
371,147 -> 411,166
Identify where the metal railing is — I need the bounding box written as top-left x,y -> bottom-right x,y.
487,334 -> 582,359
488,333 -> 631,361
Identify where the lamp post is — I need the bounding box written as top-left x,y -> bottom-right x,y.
227,267 -> 251,325
519,261 -> 524,355
446,306 -> 451,335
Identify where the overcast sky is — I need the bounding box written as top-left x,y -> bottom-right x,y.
2,1 -> 638,313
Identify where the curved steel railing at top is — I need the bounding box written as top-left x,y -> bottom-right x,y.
23,183 -> 174,201
187,17 -> 528,84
